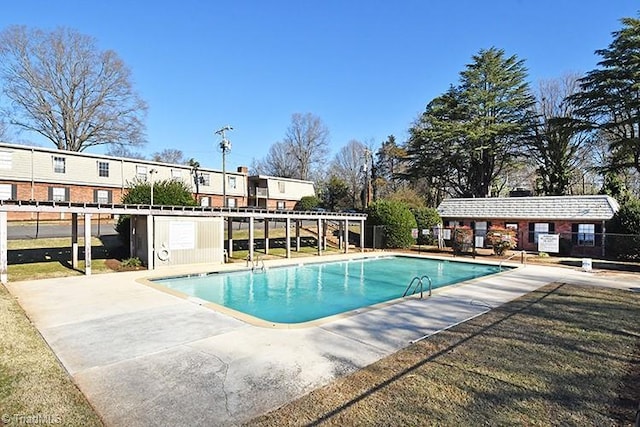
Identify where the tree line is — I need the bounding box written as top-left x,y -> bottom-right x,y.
1,16 -> 639,212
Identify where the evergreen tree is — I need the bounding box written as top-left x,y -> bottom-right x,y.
570,16 -> 640,175
405,48 -> 535,198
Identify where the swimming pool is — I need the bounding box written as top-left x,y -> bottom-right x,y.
152,256 -> 507,325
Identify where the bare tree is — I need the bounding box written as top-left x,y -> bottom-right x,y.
151,148 -> 185,164
0,26 -> 147,152
330,139 -> 367,208
284,112 -> 329,180
251,141 -> 298,177
105,144 -> 146,160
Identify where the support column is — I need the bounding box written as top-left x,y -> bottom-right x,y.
0,212 -> 7,284
146,215 -> 154,270
264,218 -> 270,255
227,217 -> 234,258
295,220 -> 301,252
317,218 -> 322,256
249,217 -> 255,261
285,217 -> 291,258
601,220 -> 606,258
71,213 -> 79,269
84,214 -> 92,275
344,219 -> 349,254
360,219 -> 365,252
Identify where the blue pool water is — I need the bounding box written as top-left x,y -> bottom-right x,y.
153,256 -> 504,324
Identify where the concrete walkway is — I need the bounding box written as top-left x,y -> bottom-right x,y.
7,254 -> 640,426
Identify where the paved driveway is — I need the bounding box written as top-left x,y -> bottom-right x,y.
7,254 -> 639,426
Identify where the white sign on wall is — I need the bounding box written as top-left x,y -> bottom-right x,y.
538,234 -> 560,253
169,221 -> 196,250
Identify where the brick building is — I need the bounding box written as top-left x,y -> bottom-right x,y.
0,143 -> 315,220
437,195 -> 620,258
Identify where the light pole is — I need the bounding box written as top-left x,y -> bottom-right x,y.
149,168 -> 158,205
215,126 -> 233,207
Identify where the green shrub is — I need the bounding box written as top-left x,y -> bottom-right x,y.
606,197 -> 640,260
120,257 -> 142,268
366,200 -> 417,249
451,227 -> 474,254
411,207 -> 441,245
485,226 -> 517,256
116,178 -> 197,247
295,195 -> 321,211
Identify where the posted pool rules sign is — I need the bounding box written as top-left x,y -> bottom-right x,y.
537,234 -> 559,253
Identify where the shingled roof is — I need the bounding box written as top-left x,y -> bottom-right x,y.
437,195 -> 619,221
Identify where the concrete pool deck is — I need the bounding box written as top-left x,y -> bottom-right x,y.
6,253 -> 640,426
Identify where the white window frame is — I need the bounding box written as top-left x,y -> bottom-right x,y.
171,169 -> 183,180
534,223 -> 549,243
95,190 -> 110,204
228,176 -> 237,189
200,197 -> 210,207
227,198 -> 236,208
136,165 -> 148,180
97,161 -> 109,177
506,222 -> 518,230
577,223 -> 595,246
199,173 -> 210,186
0,184 -> 12,200
52,187 -> 66,202
278,181 -> 285,193
0,151 -> 12,169
53,156 -> 66,174
276,201 -> 285,209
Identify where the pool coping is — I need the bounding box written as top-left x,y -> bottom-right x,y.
137,252 -> 521,329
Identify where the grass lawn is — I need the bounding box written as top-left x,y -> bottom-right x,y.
248,283 -> 640,426
0,283 -> 103,426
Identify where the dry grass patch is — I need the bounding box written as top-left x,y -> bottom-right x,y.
0,284 -> 103,426
248,283 -> 640,426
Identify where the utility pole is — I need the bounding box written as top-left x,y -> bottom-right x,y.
215,126 -> 233,207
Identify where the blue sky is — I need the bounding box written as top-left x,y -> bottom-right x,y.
1,1 -> 638,171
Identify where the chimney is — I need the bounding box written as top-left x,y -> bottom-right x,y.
237,166 -> 248,174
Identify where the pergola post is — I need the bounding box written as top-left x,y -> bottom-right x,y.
264,218 -> 270,255
317,218 -> 322,255
84,214 -> 92,275
227,217 -> 234,258
295,220 -> 301,252
0,212 -> 7,284
285,217 -> 291,258
344,219 -> 349,254
360,219 -> 365,252
72,213 -> 79,269
248,217 -> 255,261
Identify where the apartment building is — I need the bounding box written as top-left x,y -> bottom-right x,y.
0,143 -> 315,220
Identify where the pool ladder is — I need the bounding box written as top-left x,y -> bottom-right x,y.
246,255 -> 266,272
403,275 -> 432,299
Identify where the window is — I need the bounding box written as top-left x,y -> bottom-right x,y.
0,184 -> 15,200
227,198 -> 236,208
97,161 -> 109,177
199,173 -> 210,186
200,197 -> 210,207
228,176 -> 237,189
53,156 -> 66,173
136,165 -> 147,180
0,151 -> 12,169
276,201 -> 285,210
278,181 -> 285,193
50,187 -> 68,202
505,223 -> 518,230
528,222 -> 555,243
94,189 -> 112,204
577,224 -> 595,246
171,169 -> 182,180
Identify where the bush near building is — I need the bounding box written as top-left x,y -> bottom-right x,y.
366,200 -> 417,249
485,226 -> 518,256
411,207 -> 441,245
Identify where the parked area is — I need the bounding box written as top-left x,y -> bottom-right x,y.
4,254 -> 640,426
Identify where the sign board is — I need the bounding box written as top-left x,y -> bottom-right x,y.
442,229 -> 452,240
538,234 -> 559,253
422,229 -> 429,236
411,228 -> 419,238
475,236 -> 484,248
169,221 -> 196,250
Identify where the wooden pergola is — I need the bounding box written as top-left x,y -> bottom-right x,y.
0,200 -> 367,284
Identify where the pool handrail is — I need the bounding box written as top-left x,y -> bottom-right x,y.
403,275 -> 432,299
499,250 -> 527,271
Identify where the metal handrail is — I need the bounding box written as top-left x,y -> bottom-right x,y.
403,274 -> 432,299
499,250 -> 527,271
